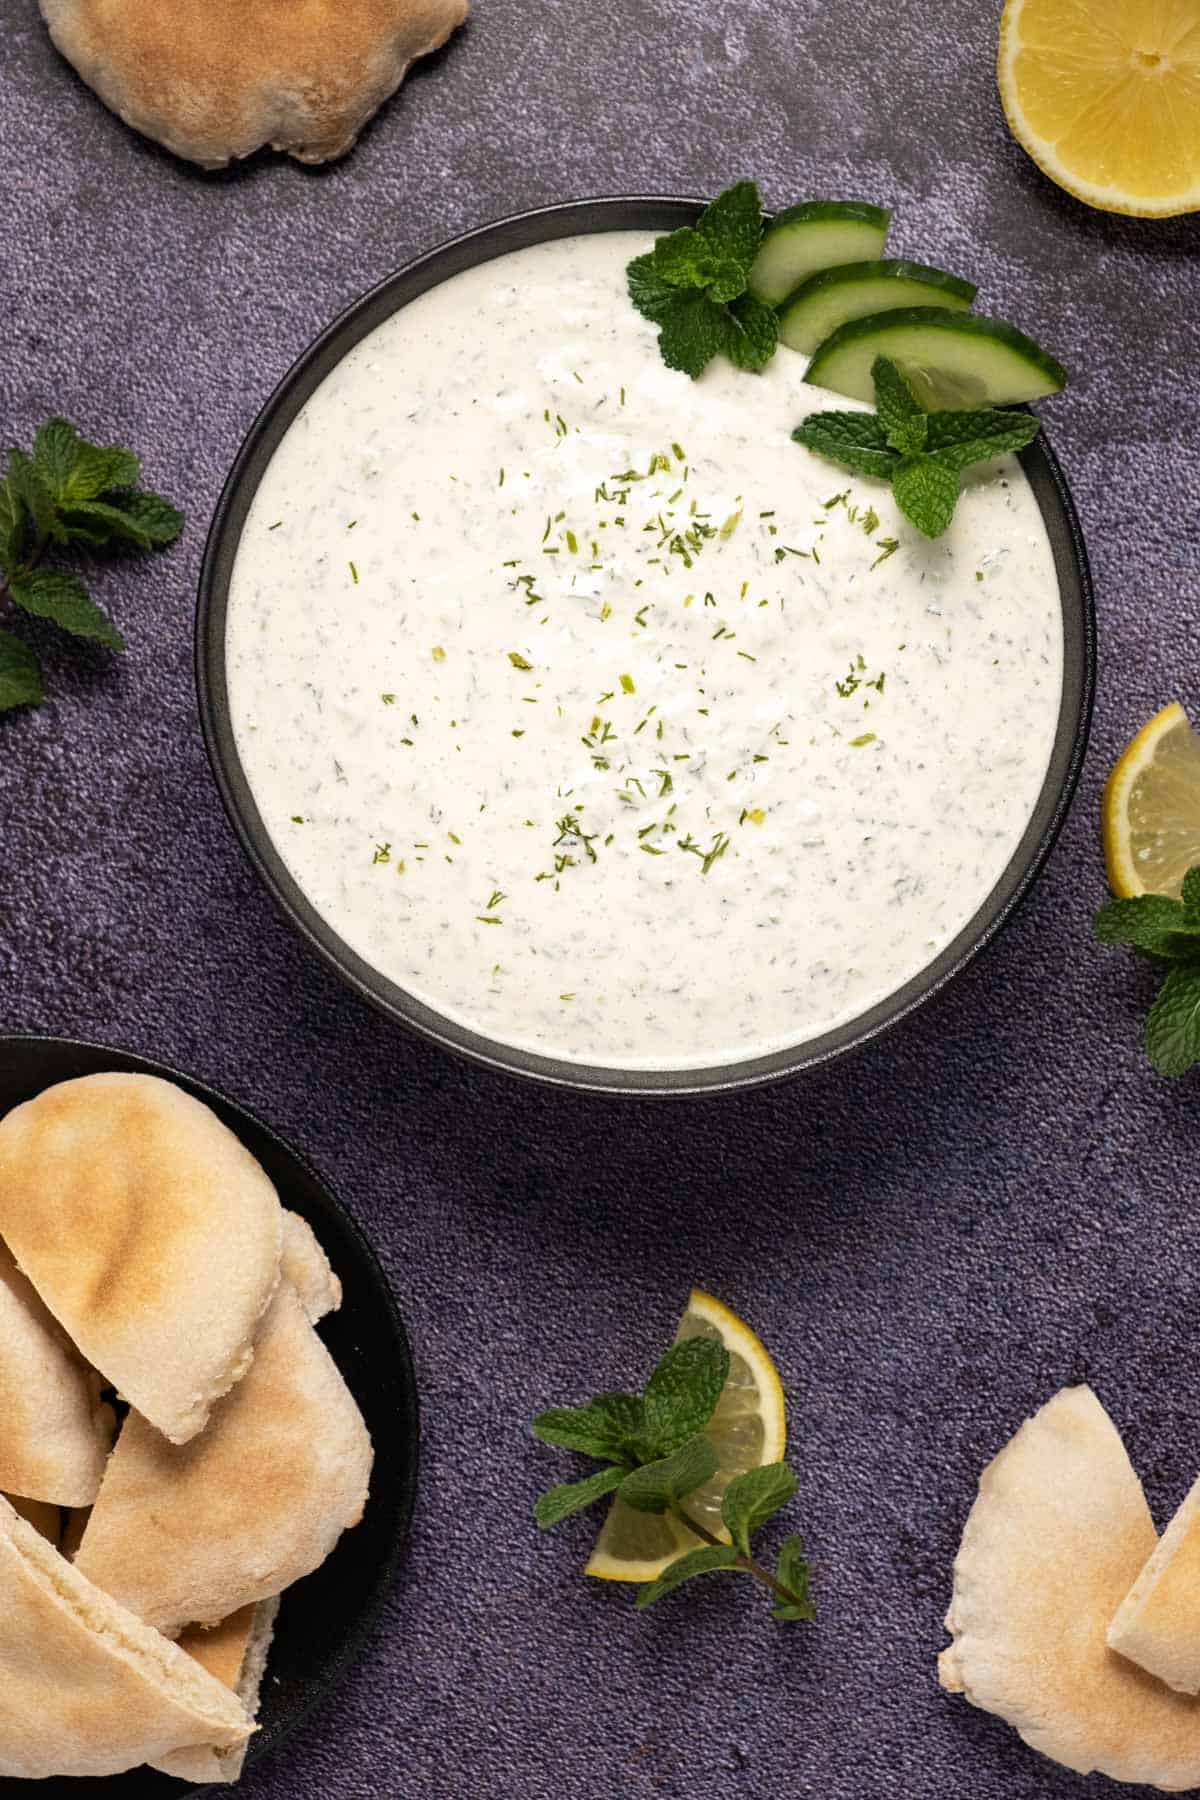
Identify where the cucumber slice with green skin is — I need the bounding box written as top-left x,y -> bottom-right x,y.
747,201 -> 891,307
778,260 -> 976,356
803,307 -> 1068,407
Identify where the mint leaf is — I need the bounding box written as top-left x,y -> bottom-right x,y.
1183,868 -> 1200,919
634,1543 -> 740,1609
619,1433 -> 718,1514
532,1393 -> 643,1461
794,413 -> 896,482
32,418 -> 82,494
1146,964 -> 1200,1077
872,357 -> 926,454
720,1462 -> 798,1557
0,628 -> 43,712
925,407 -> 1040,469
533,1462 -> 627,1528
58,500 -> 154,552
627,254 -> 679,325
695,180 -> 763,280
639,1336 -> 729,1457
657,292 -> 732,379
652,226 -> 721,291
8,569 -> 124,650
8,450 -> 58,544
892,454 -> 960,538
1094,894 -> 1192,956
772,1533 -> 816,1622
725,293 -> 778,371
0,479 -> 24,574
63,444 -> 141,504
102,488 -> 184,548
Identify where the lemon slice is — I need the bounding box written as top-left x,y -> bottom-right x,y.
1102,703 -> 1200,898
998,0 -> 1200,217
585,1289 -> 786,1583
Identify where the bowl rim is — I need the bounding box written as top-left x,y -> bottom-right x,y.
0,1031 -> 419,1796
196,194 -> 1097,1098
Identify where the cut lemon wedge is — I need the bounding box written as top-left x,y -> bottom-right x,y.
1102,703 -> 1200,898
998,0 -> 1200,217
585,1289 -> 786,1583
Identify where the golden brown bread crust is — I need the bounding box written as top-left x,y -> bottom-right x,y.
39,0 -> 469,168
0,1074 -> 282,1445
0,1496 -> 251,1779
153,1599 -> 280,1784
1109,1473 -> 1200,1694
76,1282 -> 372,1637
0,1242 -> 112,1505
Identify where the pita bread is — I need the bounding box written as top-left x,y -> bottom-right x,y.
76,1282 -> 372,1635
1110,1471 -> 1200,1694
60,1506 -> 90,1561
282,1211 -> 342,1325
4,1494 -> 60,1546
39,0 -> 468,169
0,1073 -> 282,1444
0,1494 -> 251,1778
940,1386 -> 1200,1791
0,1240 -> 112,1503
152,1598 -> 280,1785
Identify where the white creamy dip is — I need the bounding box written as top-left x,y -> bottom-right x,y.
226,231 -> 1063,1070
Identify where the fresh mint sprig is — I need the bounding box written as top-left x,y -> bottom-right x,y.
1095,867 -> 1200,1076
627,182 -> 778,380
0,418 -> 184,713
794,356 -> 1040,538
532,1333 -> 815,1623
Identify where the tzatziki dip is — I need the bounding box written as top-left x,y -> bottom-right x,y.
225,231 -> 1063,1071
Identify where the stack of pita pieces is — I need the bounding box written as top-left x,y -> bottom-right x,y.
0,1072 -> 372,1782
941,1385 -> 1200,1790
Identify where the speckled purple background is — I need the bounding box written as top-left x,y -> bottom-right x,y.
2,1 -> 1200,1794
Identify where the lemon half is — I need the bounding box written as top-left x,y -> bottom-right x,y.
585,1289 -> 786,1583
1103,702 -> 1200,898
998,0 -> 1200,217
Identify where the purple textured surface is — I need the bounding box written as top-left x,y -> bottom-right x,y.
2,1 -> 1200,1795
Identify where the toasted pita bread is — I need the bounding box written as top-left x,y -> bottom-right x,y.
1109,1471 -> 1200,1694
0,1074 -> 282,1444
76,1282 -> 372,1635
282,1211 -> 342,1325
941,1386 -> 1200,1791
152,1598 -> 280,1785
39,0 -> 468,169
0,1495 -> 251,1778
0,1240 -> 112,1504
4,1494 -> 60,1546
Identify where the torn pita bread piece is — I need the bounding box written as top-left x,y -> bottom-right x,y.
76,1281 -> 372,1636
1110,1471 -> 1200,1694
4,1494 -> 60,1547
0,1073 -> 282,1445
941,1385 -> 1200,1791
39,0 -> 468,169
282,1211 -> 343,1325
0,1239 -> 112,1504
153,1597 -> 280,1785
0,1495 -> 251,1779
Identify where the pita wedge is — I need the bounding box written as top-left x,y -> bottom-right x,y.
0,1073 -> 282,1444
76,1282 -> 372,1635
0,1240 -> 112,1503
153,1597 -> 280,1785
282,1211 -> 342,1325
941,1386 -> 1200,1791
39,0 -> 468,169
0,1495 -> 251,1778
1110,1472 -> 1200,1694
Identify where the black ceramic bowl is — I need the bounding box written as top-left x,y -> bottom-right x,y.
0,1036 -> 418,1798
197,197 -> 1095,1098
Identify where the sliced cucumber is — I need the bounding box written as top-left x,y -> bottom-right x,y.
747,201 -> 890,307
778,260 -> 976,355
803,308 -> 1068,407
